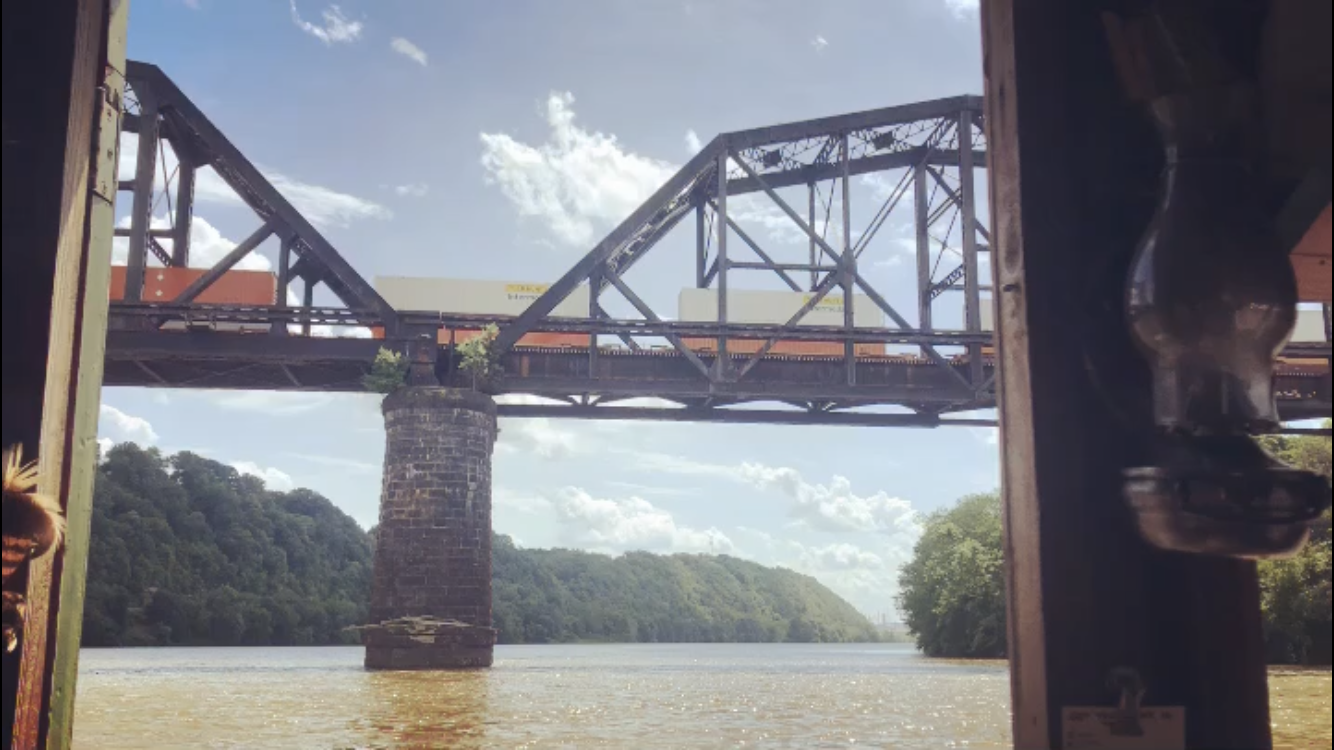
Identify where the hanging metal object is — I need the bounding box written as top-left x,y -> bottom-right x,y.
1106,6 -> 1331,558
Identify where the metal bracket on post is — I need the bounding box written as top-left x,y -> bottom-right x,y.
1107,668 -> 1146,738
1060,668 -> 1185,749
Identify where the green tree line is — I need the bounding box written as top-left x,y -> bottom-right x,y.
897,427 -> 1333,664
82,444 -> 880,647
492,535 -> 879,644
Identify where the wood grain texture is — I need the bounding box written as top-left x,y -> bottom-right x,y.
982,1 -> 1274,748
11,1 -> 123,748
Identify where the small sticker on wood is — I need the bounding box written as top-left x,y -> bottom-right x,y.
1062,706 -> 1185,749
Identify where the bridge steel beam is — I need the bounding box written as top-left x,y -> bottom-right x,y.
116,62 -> 396,336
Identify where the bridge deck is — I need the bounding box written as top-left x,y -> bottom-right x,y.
102,328 -> 1333,425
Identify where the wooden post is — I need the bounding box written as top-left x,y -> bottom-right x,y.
1,0 -> 127,747
982,2 -> 1272,749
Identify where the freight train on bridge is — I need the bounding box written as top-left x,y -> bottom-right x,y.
108,265 -> 1334,367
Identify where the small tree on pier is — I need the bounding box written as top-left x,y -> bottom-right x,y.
458,324 -> 503,392
363,347 -> 409,395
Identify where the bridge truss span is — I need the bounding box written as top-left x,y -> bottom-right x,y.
485,95 -> 1001,423
101,63 -> 1333,429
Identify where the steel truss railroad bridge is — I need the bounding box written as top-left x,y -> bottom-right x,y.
104,62 -> 1332,428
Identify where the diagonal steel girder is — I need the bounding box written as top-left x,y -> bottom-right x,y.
120,61 -> 398,331
494,96 -> 985,355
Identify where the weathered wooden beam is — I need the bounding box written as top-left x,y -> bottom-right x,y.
1,0 -> 126,748
983,2 -> 1272,749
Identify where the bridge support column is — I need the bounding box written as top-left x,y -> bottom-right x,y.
362,387 -> 497,670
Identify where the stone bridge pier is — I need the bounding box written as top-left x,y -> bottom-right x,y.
361,387 -> 498,670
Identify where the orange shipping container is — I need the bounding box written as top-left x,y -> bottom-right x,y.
369,327 -> 587,349
109,266 -> 277,306
681,338 -> 884,357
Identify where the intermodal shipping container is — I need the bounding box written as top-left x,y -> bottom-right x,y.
678,288 -> 886,356
109,266 -> 277,333
110,266 -> 277,305
1293,308 -> 1328,343
371,277 -> 591,348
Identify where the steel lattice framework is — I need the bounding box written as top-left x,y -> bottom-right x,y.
102,62 -> 1333,428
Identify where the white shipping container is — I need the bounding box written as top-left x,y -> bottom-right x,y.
1293,308 -> 1328,343
374,277 -> 591,319
980,304 -> 1325,341
678,288 -> 885,328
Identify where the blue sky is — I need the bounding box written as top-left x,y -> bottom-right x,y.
98,0 -> 995,620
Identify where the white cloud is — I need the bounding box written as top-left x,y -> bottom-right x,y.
390,37 -> 428,66
860,172 -> 914,204
942,0 -> 979,19
737,463 -> 921,539
603,481 -> 698,498
629,450 -> 739,480
284,452 -> 381,475
735,528 -> 902,617
811,35 -> 829,53
119,134 -> 391,230
99,404 -> 160,444
497,418 -> 577,460
553,487 -> 734,554
630,450 -> 922,543
684,129 -> 703,155
393,183 -> 430,198
495,487 -> 552,515
231,461 -> 296,491
96,437 -> 115,460
728,194 -> 820,246
290,1 -> 363,45
111,214 -> 273,272
266,171 -> 393,228
808,542 -> 886,571
206,391 -> 337,415
479,91 -> 677,247
478,95 -> 821,249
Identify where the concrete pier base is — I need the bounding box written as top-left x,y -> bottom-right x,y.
361,617 -> 495,670
363,387 -> 497,670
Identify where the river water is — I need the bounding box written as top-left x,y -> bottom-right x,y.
73,644 -> 1330,749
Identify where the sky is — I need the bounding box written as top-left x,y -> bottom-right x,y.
97,0 -> 995,621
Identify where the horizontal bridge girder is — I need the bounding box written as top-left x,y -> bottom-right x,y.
501,348 -> 985,403
726,95 -> 984,151
100,329 -> 1330,423
104,329 -> 382,363
495,405 -> 997,428
726,148 -> 987,196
